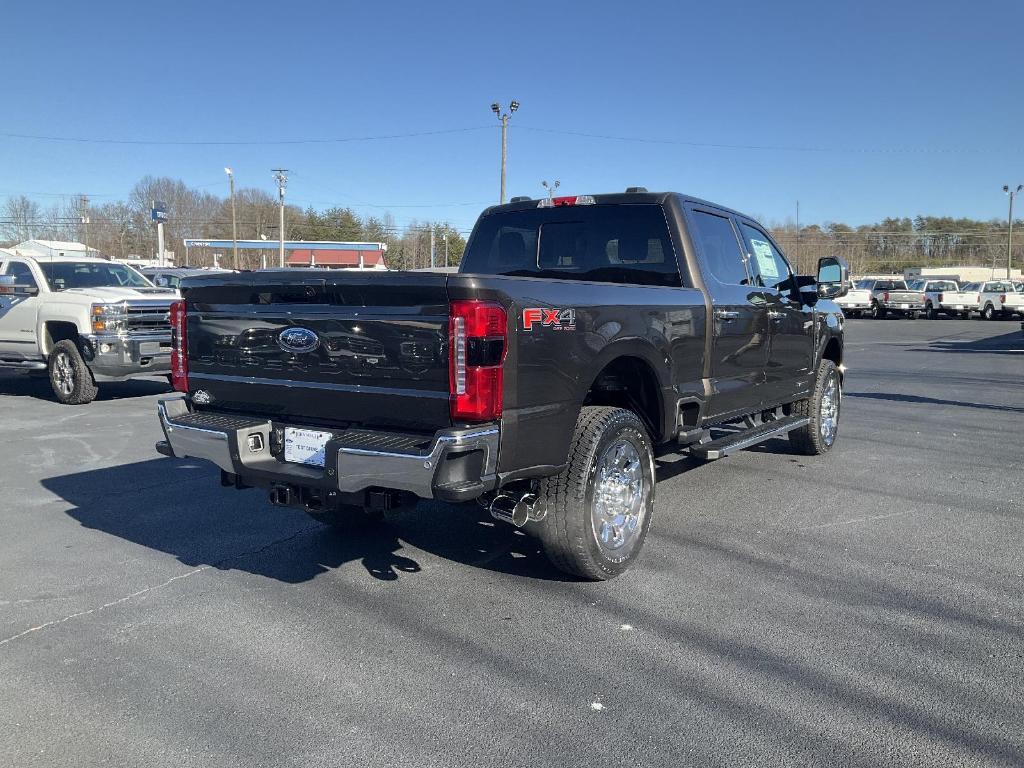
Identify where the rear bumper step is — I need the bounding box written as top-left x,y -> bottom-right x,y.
156,398 -> 499,501
690,415 -> 810,460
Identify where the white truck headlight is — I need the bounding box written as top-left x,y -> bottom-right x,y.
91,303 -> 128,334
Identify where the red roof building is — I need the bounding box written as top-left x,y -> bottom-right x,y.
286,247 -> 387,268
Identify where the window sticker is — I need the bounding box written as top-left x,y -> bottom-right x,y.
750,238 -> 779,280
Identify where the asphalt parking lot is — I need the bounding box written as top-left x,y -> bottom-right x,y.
1,318 -> 1021,768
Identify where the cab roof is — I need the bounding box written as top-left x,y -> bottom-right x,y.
478,190 -> 753,221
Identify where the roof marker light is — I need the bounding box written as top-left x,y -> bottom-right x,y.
537,195 -> 596,208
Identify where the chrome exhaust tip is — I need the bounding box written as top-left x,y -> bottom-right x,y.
489,492 -> 542,527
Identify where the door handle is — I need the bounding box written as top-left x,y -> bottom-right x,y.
715,310 -> 739,321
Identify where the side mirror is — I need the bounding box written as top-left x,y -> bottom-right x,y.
816,256 -> 850,299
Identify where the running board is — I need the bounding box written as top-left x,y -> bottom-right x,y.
0,360 -> 47,371
689,415 -> 810,460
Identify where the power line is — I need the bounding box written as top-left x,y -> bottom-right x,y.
514,125 -> 1020,155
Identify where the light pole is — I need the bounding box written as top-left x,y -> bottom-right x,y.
542,180 -> 560,200
272,169 -> 288,268
1003,184 -> 1022,281
491,100 -> 519,204
225,167 -> 238,269
443,231 -> 448,266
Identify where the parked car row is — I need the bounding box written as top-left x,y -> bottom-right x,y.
838,278 -> 1024,319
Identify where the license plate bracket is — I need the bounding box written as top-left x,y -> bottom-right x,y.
284,428 -> 333,467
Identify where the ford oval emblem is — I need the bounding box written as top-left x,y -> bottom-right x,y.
278,327 -> 320,354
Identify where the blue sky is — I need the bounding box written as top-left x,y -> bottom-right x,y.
1,0 -> 1021,233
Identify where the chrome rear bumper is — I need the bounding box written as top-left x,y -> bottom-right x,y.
156,398 -> 499,501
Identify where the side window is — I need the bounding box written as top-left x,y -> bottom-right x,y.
5,261 -> 38,289
689,210 -> 749,285
738,223 -> 792,291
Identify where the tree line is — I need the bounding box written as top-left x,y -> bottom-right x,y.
0,176 -> 467,271
2,179 -> 1019,276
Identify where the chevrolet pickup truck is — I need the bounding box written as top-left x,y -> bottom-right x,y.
155,190 -> 848,579
0,254 -> 176,403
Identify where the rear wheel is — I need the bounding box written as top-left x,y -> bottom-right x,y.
48,339 -> 98,405
926,303 -> 938,320
982,304 -> 996,320
534,406 -> 655,580
871,302 -> 886,319
788,359 -> 840,456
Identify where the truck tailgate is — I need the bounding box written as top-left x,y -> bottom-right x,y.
182,271 -> 452,432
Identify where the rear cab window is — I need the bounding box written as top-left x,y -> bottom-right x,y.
459,204 -> 682,287
687,209 -> 750,286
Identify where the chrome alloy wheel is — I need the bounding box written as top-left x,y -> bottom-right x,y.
53,351 -> 75,396
591,439 -> 646,555
819,371 -> 840,447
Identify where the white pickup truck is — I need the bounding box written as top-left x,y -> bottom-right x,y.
907,279 -> 976,319
0,254 -> 176,403
836,279 -> 874,318
972,280 -> 1024,320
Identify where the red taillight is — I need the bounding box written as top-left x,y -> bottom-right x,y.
883,291 -> 890,302
449,300 -> 506,421
170,300 -> 188,393
938,292 -> 944,303
999,294 -> 1006,304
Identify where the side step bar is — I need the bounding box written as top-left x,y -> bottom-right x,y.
0,360 -> 47,371
689,415 -> 810,460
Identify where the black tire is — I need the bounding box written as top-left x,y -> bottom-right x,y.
960,312 -> 970,319
788,359 -> 841,456
306,504 -> 385,532
48,339 -> 98,405
870,302 -> 886,320
926,303 -> 938,320
534,406 -> 655,580
982,304 -> 996,321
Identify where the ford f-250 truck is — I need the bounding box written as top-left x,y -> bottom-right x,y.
155,190 -> 848,579
0,254 -> 176,404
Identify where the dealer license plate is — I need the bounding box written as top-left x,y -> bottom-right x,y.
899,303 -> 909,309
953,305 -> 963,310
284,428 -> 333,467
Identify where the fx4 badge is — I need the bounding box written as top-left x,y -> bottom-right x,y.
522,307 -> 576,331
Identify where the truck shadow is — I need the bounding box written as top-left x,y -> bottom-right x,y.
909,328 -> 1023,354
0,371 -> 171,401
41,458 -> 573,585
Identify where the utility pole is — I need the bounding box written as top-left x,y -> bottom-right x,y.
443,231 -> 448,266
272,169 -> 288,268
225,167 -> 238,269
430,225 -> 436,269
80,195 -> 91,258
1004,185 -> 1022,280
795,200 -> 800,267
490,100 -> 519,204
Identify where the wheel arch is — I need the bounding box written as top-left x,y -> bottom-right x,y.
581,352 -> 669,444
42,320 -> 81,356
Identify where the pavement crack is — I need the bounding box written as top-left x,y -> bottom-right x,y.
0,567 -> 209,648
